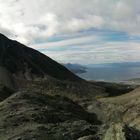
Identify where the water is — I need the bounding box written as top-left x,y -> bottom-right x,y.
77,62 -> 140,82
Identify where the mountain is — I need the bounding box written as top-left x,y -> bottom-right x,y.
63,63 -> 87,74
0,33 -> 103,139
0,34 -> 82,89
0,33 -> 140,140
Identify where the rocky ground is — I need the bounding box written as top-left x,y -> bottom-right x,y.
0,90 -> 101,140
0,80 -> 140,140
82,86 -> 140,140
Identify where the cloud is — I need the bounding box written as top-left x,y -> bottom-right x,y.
0,0 -> 140,44
0,0 -> 140,64
41,41 -> 140,64
32,35 -> 100,49
113,2 -> 134,20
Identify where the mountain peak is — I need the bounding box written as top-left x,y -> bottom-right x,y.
0,33 -> 9,40
0,33 -> 11,51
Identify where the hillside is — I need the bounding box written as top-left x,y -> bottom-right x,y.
0,34 -> 140,140
0,34 -> 105,140
0,91 -> 101,140
82,86 -> 140,140
0,34 -> 82,88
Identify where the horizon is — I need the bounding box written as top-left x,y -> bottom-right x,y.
0,0 -> 140,64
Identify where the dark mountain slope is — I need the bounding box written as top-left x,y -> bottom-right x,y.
0,34 -> 82,83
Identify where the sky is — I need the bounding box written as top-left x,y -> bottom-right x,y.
0,0 -> 140,64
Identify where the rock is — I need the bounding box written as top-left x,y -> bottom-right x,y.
77,135 -> 97,140
103,123 -> 125,140
124,125 -> 140,140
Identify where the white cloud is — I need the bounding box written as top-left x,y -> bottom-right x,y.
32,35 -> 100,49
0,0 -> 140,64
113,2 -> 134,20
0,0 -> 140,44
66,15 -> 104,32
40,41 -> 140,64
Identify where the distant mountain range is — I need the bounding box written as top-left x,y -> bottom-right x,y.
63,63 -> 87,74
86,62 -> 140,68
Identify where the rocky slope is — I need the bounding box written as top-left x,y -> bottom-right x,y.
82,86 -> 140,140
0,91 -> 100,140
0,33 -> 104,140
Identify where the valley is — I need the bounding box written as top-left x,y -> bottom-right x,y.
0,34 -> 139,140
